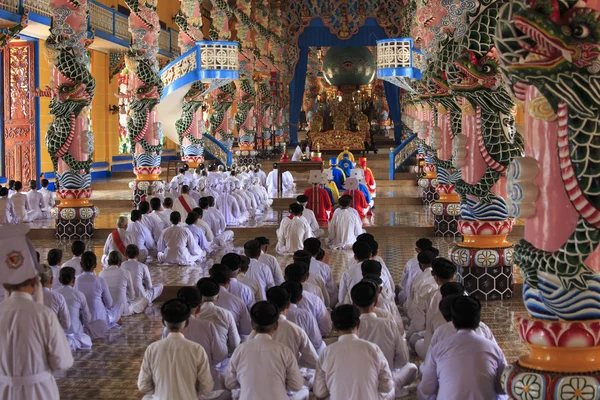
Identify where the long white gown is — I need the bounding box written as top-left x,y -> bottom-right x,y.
55,285 -> 93,351
0,197 -> 19,224
157,224 -> 204,265
10,193 -> 32,223
25,190 -> 46,220
326,208 -> 365,249
276,216 -> 313,255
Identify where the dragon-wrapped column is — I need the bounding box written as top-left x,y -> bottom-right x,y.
417,105 -> 438,207
234,78 -> 258,165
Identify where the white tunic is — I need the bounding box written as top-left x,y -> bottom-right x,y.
246,259 -> 275,301
326,208 -> 364,250
258,252 -> 284,286
102,228 -> 136,266
157,225 -> 203,265
99,266 -> 136,320
10,193 -> 32,222
314,334 -> 394,400
198,302 -> 240,356
39,187 -> 56,211
127,220 -> 156,259
407,269 -> 438,335
55,285 -> 93,351
74,272 -> 113,325
398,257 -> 421,304
0,292 -> 74,400
0,197 -> 19,224
297,290 -> 331,336
215,192 -> 243,226
173,193 -> 198,221
186,223 -> 210,253
228,278 -> 254,310
358,313 -> 409,370
236,273 -> 263,302
266,170 -> 295,194
138,333 -> 214,400
225,333 -> 305,400
25,189 -> 46,220
42,288 -> 71,331
287,304 -> 325,354
121,259 -> 163,302
300,207 -> 324,237
141,213 -> 164,243
309,258 -> 337,306
276,216 -> 313,255
61,256 -> 82,276
338,261 -> 395,305
215,286 -> 252,337
427,321 -> 497,362
49,265 -> 61,290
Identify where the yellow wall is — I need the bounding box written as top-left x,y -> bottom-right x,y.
38,39 -> 53,174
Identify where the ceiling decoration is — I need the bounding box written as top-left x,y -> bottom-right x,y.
322,46 -> 376,86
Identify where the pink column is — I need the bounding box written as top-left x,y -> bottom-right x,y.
461,109 -> 486,185
438,112 -> 452,160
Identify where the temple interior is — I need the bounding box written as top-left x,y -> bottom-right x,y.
0,0 -> 599,398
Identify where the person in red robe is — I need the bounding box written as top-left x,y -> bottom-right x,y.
303,171 -> 332,222
343,177 -> 370,219
359,157 -> 376,197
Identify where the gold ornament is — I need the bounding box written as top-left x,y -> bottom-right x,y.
528,95 -> 557,121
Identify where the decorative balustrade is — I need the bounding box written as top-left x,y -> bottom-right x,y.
22,0 -> 51,17
203,133 -> 232,166
389,132 -> 418,180
1,0 -> 19,13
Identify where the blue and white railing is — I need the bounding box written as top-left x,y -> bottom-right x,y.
203,134 -> 232,166
389,132 -> 418,180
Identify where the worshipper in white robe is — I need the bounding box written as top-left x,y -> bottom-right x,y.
254,164 -> 267,187
0,224 -> 73,400
169,168 -> 187,199
248,177 -> 272,209
276,204 -> 313,255
243,240 -> 275,300
25,180 -> 45,221
229,180 -> 252,223
209,264 -> 252,338
157,211 -> 204,265
418,296 -> 507,400
314,305 -> 394,400
281,281 -> 326,354
74,251 -> 112,339
156,197 -> 174,227
100,251 -> 148,325
62,240 -> 86,275
221,253 -> 255,310
326,195 -> 365,250
121,244 -> 163,303
185,211 -> 211,254
266,164 -> 295,195
138,298 -> 214,400
0,187 -> 19,224
295,195 -> 324,238
225,301 -> 307,400
173,185 -> 198,222
362,274 -> 406,336
47,248 -> 63,290
352,281 -> 418,398
216,181 -> 245,226
236,255 -> 263,302
407,250 -> 439,345
303,238 -> 338,307
6,180 -> 16,197
147,198 -> 168,233
102,216 -> 137,266
193,207 -> 216,250
127,210 -> 157,262
11,181 -> 33,222
39,265 -> 71,331
139,200 -> 163,243
201,197 -> 234,246
397,238 -> 433,304
39,178 -> 55,214
291,252 -> 329,307
254,237 -> 284,286
56,266 -> 93,351
291,145 -> 303,161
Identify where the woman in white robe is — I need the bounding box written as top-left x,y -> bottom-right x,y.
326,197 -> 365,250
0,187 -> 19,224
156,211 -> 204,265
55,266 -> 93,351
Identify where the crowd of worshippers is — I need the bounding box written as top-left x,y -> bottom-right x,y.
0,179 -> 55,223
0,226 -> 508,399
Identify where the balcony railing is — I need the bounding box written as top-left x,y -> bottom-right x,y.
389,132 -> 418,180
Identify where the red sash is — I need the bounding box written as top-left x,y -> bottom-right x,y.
178,195 -> 192,213
111,230 -> 127,255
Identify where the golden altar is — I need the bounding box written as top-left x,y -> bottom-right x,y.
308,130 -> 366,151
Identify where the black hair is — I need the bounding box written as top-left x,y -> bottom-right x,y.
338,195 -> 351,208
244,240 -> 262,259
41,179 -> 49,188
139,201 -> 150,214
439,294 -> 461,322
80,251 -> 97,272
303,238 -> 321,256
281,281 -> 303,303
181,185 -> 190,194
14,181 -> 22,191
285,263 -> 309,283
289,203 -> 304,216
255,236 -> 270,246
416,238 -> 433,251
199,198 -> 210,209
331,304 -> 361,331
452,296 -> 481,330
163,197 -> 173,208
209,263 -> 232,284
47,248 -> 63,266
59,267 -> 76,285
221,253 -> 242,272
130,209 -> 142,222
150,198 -> 161,211
361,260 -> 382,277
417,250 -> 435,265
432,258 -> 457,281
292,250 -> 312,269
177,286 -> 202,308
71,240 -> 86,257
0,187 -> 7,196
266,286 -> 292,312
126,244 -> 140,259
440,282 -> 465,297
192,207 -> 203,218
351,281 -> 378,308
170,211 -> 181,225
186,212 -> 199,225
352,241 -> 372,261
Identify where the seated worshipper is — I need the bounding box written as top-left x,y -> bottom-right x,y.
313,305 -> 394,400
196,278 -> 241,362
418,296 -> 507,400
147,198 -> 168,233
247,177 -> 272,211
398,238 -> 433,304
276,204 -> 313,255
284,263 -> 331,336
25,180 -> 46,220
351,281 -> 418,397
40,265 -> 71,331
303,238 -> 337,307
326,195 -> 365,250
358,157 -> 376,197
157,197 -> 174,227
266,163 -> 295,195
243,240 -> 275,300
215,180 -> 245,226
292,251 -> 330,307
74,252 -> 112,339
202,197 -> 235,246
220,254 -> 255,310
100,251 -> 148,326
62,240 -> 87,275
302,171 -> 332,222
138,298 -> 214,400
328,158 -> 346,191
351,169 -> 374,211
343,177 -> 370,219
169,168 -> 187,198
121,244 -> 163,304
281,281 -> 325,354
0,226 -> 74,400
173,185 -> 198,221
47,248 -> 63,289
256,236 -> 284,286
39,178 -> 56,212
102,216 -> 137,266
138,200 -> 163,242
338,154 -> 355,178
127,209 -> 157,262
11,181 -> 33,222
149,181 -> 166,204
193,207 -> 216,249
209,264 -> 252,338
415,258 -> 459,359
236,255 -> 263,302
254,163 -> 267,187
56,267 -> 93,351
6,180 -> 15,197
407,250 -> 439,343
286,261 -> 327,305
356,235 -> 396,299
225,301 -> 306,400
157,211 -> 204,265
362,275 -> 405,335
295,195 -> 324,237
0,186 -> 19,224
185,211 -> 210,255
173,287 -> 229,398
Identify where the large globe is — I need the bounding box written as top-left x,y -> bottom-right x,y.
322,46 -> 376,86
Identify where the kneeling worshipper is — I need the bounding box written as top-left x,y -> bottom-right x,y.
351,281 -> 418,398
328,158 -> 346,191
157,211 -> 204,265
193,207 -> 216,251
127,209 -> 157,263
121,244 -> 163,304
201,197 -> 235,246
358,157 -> 376,198
221,253 -> 256,309
25,180 -> 47,221
351,169 -> 374,211
102,216 -> 137,266
0,186 -> 19,224
185,212 -> 211,254
209,264 -> 253,339
266,163 -> 296,195
0,224 -> 74,400
225,301 -> 307,400
397,238 -> 434,305
302,170 -> 332,222
255,237 -> 285,286
39,265 -> 71,330
313,305 -> 393,400
56,267 -> 93,351
418,296 -> 507,400
215,181 -> 245,227
338,153 -> 355,178
173,185 -> 198,221
326,195 -> 365,250
74,252 -> 112,339
276,203 -> 314,255
11,181 -> 33,223
343,177 -> 370,219
39,178 -> 56,212
296,195 -> 322,238
322,170 -> 339,205
138,298 -> 214,400
303,238 -> 338,307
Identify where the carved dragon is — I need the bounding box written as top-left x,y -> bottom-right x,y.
209,83 -> 236,149
175,82 -> 205,159
234,78 -> 257,147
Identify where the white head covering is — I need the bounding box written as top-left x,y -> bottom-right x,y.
344,177 -> 360,191
308,170 -> 322,184
292,146 -> 303,161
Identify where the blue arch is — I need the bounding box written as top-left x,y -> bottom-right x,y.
288,17 -> 402,145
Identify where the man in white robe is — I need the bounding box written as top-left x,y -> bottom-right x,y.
221,253 -> 255,310
39,179 -> 56,214
303,238 -> 338,307
407,250 -> 438,340
295,195 -> 324,238
156,211 -> 204,265
62,240 -> 86,275
266,164 -> 295,195
201,197 -> 234,245
121,244 -> 163,303
102,216 -> 137,266
244,240 -> 275,300
209,264 -> 253,339
11,181 -> 33,223
281,281 -> 326,354
127,210 -> 157,262
255,237 -> 284,286
0,187 -> 19,224
0,224 -> 74,400
215,182 -> 245,226
173,185 -> 198,221
147,198 -> 168,232
276,204 -> 313,255
193,207 -> 216,250
25,180 -> 46,221
254,164 -> 267,187
39,265 -> 71,330
138,200 -> 164,243
169,168 -> 187,198
326,195 -> 365,250
74,252 -> 112,339
185,211 -> 211,255
397,238 -> 433,304
156,197 -> 174,227
56,267 -> 93,351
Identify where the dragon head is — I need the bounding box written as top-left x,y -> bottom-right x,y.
495,0 -> 600,114
448,48 -> 501,91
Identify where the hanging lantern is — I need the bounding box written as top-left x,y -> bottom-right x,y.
376,38 -> 422,93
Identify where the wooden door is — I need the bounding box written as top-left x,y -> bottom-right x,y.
3,41 -> 36,185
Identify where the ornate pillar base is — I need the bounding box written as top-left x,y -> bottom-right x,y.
181,156 -> 205,169
502,317 -> 600,399
235,148 -> 257,166
450,220 -> 515,301
51,189 -> 98,239
430,184 -> 462,238
130,167 -> 162,208
418,167 -> 439,206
